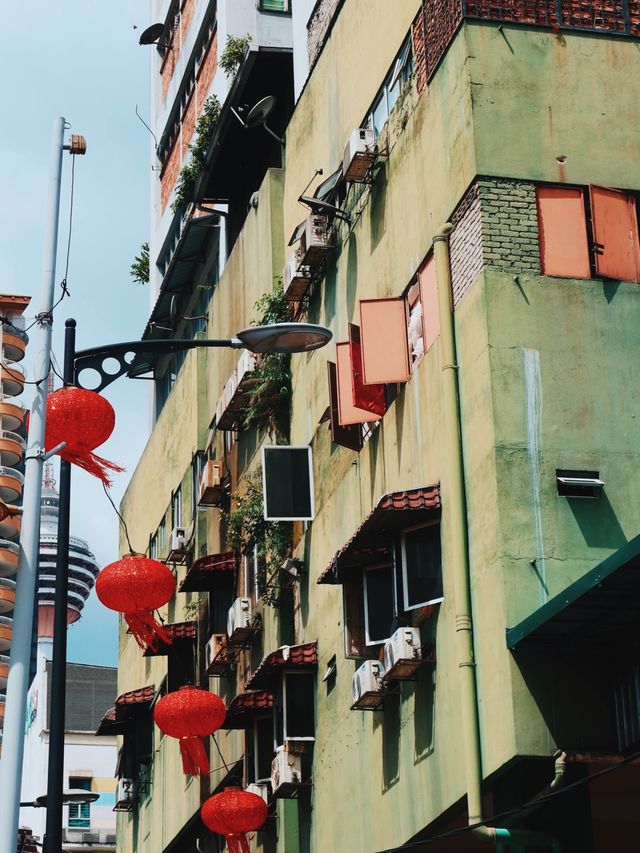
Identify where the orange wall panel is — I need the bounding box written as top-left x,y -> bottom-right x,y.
336,343 -> 375,426
590,185 -> 640,283
537,186 -> 591,278
359,298 -> 411,384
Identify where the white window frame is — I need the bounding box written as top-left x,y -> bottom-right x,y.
282,670 -> 316,743
172,486 -> 182,528
150,534 -> 158,560
363,562 -> 396,646
400,522 -> 443,612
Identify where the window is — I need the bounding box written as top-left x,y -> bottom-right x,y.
191,450 -> 207,516
537,184 -> 640,282
260,0 -> 290,11
172,486 -> 183,528
168,638 -> 196,691
274,672 -> 316,745
208,573 -> 236,634
363,564 -> 395,645
159,518 -> 166,554
150,534 -> 158,560
246,716 -> 274,784
68,777 -> 92,828
365,37 -> 413,138
401,524 -> 443,611
262,446 -> 314,521
359,298 -> 411,384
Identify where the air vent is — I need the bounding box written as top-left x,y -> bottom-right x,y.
556,469 -> 604,499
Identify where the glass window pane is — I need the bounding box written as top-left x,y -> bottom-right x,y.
372,95 -> 388,139
285,672 -> 315,739
364,564 -> 394,644
261,0 -> 287,10
402,525 -> 443,610
387,78 -> 401,114
255,716 -> 275,779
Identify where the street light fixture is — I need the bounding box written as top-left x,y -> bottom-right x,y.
20,789 -> 100,808
42,317 -> 332,852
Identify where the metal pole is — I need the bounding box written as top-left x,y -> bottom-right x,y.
43,319 -> 75,853
0,116 -> 66,853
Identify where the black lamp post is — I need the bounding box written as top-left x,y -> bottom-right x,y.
42,318 -> 332,853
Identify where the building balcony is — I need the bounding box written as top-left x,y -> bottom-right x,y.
0,504 -> 20,540
1,326 -> 28,363
0,363 -> 24,397
0,578 -> 15,615
214,351 -> 258,431
0,429 -> 24,467
0,539 -> 19,577
0,466 -> 23,502
0,615 -> 12,652
0,654 -> 8,690
0,398 -> 25,432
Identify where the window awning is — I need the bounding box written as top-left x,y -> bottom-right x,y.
245,642 -> 318,690
318,485 -> 440,584
220,691 -> 274,729
96,684 -> 156,736
95,706 -> 120,737
507,533 -> 640,650
179,552 -> 238,592
142,621 -> 197,657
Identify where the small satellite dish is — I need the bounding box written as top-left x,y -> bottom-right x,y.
299,196 -> 351,224
139,23 -> 166,45
246,96 -> 277,129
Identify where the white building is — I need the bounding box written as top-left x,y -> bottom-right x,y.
20,658 -> 117,850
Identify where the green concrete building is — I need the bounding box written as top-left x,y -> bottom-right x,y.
102,1 -> 640,851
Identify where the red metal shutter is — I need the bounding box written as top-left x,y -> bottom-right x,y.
348,324 -> 387,417
336,343 -> 375,425
359,298 -> 411,384
590,186 -> 640,282
418,254 -> 440,351
326,362 -> 363,452
536,186 -> 591,278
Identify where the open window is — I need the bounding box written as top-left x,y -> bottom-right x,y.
590,186 -> 640,281
246,715 -> 275,784
359,298 -> 411,384
401,523 -> 443,611
327,361 -> 364,451
274,671 -> 316,746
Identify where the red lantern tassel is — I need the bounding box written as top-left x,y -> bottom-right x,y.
60,446 -> 124,487
227,835 -> 250,853
124,610 -> 173,652
179,737 -> 210,776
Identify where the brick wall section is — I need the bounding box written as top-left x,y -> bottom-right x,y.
307,0 -> 345,66
197,30 -> 218,104
181,93 -> 196,160
412,8 -> 428,95
161,138 -> 182,212
449,178 -> 541,307
181,0 -> 195,37
450,184 -> 483,306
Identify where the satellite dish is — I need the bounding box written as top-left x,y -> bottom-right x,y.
139,23 -> 166,45
299,196 -> 351,224
246,96 -> 277,129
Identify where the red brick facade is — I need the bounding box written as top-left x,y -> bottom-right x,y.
197,30 -> 218,101
412,0 -> 640,86
161,136 -> 182,212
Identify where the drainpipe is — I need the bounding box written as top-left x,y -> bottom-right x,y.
432,227 -> 563,852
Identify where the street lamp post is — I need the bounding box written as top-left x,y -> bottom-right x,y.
42,318 -> 332,851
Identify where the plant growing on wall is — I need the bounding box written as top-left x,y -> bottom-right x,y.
130,241 -> 150,284
225,474 -> 292,608
171,95 -> 222,214
242,284 -> 294,437
220,33 -> 253,78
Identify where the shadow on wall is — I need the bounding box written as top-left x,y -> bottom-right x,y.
323,253 -> 338,326
382,692 -> 401,791
566,492 -> 627,550
369,162 -> 388,253
346,233 -> 358,319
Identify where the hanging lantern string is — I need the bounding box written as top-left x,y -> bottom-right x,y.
101,481 -> 137,555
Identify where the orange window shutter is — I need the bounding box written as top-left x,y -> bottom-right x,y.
536,186 -> 591,279
418,254 -> 440,351
359,298 -> 411,384
336,343 -> 376,426
327,362 -> 363,452
348,325 -> 387,418
590,186 -> 640,283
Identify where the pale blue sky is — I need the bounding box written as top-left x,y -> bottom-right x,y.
1,2 -> 157,665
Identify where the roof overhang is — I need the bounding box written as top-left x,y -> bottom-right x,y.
220,691 -> 274,729
142,621 -> 196,656
507,533 -> 640,650
245,642 -> 318,691
179,552 -> 239,593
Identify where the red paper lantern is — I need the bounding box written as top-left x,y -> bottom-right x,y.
201,788 -> 268,853
154,686 -> 226,776
44,387 -> 124,486
95,554 -> 176,651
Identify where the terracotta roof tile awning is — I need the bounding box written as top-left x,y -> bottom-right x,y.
143,621 -> 197,657
318,485 -> 440,584
179,552 -> 239,593
95,706 -> 120,737
109,684 -> 155,725
245,642 -> 318,691
220,691 -> 274,729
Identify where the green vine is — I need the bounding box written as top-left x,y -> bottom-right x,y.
171,95 -> 222,214
242,284 -> 294,437
130,242 -> 149,285
225,474 -> 292,607
220,33 -> 253,78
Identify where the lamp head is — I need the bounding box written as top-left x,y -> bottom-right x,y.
235,323 -> 332,354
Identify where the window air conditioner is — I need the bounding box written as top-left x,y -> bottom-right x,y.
245,782 -> 270,804
63,829 -> 83,844
384,627 -> 422,672
227,597 -> 253,643
351,659 -> 386,710
167,526 -> 187,560
299,214 -> 331,267
342,127 -> 376,183
205,632 -> 231,674
114,777 -> 136,810
198,460 -> 225,506
82,833 -> 99,844
283,251 -> 311,301
271,744 -> 302,797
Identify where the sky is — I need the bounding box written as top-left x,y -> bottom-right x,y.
0,2 -> 157,666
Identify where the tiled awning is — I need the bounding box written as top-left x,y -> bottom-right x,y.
96,684 -> 155,735
142,621 -> 197,657
220,691 -> 274,729
95,706 -> 120,737
507,533 -> 640,650
179,552 -> 239,592
245,642 -> 318,690
318,485 -> 440,584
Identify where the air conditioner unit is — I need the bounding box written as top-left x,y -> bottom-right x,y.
199,459 -> 225,506
105,834 -> 117,845
271,745 -> 302,798
299,214 -> 331,267
63,829 -> 84,844
343,127 -> 376,183
114,777 -> 136,811
351,659 -> 386,710
205,632 -> 233,675
227,597 -> 253,643
167,526 -> 187,561
283,251 -> 311,302
384,627 -> 422,673
245,781 -> 270,804
82,832 -> 99,844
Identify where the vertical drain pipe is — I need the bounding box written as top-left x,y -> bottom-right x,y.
432,224 -> 485,830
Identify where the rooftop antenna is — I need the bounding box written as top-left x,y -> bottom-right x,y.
231,95 -> 284,145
